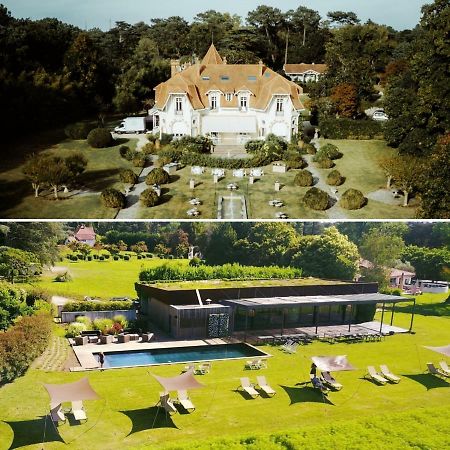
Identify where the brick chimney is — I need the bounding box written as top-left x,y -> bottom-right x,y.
170,59 -> 180,77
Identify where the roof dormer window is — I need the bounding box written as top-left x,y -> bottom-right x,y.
220,75 -> 230,81
202,76 -> 210,80
239,94 -> 248,111
225,93 -> 233,102
210,93 -> 218,110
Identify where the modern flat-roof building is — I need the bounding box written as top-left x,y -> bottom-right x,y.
135,279 -> 415,339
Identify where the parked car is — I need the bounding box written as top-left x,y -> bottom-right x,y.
372,110 -> 389,121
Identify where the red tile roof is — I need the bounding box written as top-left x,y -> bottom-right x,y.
74,225 -> 96,241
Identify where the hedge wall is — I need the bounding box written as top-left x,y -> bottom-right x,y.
62,300 -> 133,312
139,263 -> 303,283
0,314 -> 53,384
320,118 -> 384,139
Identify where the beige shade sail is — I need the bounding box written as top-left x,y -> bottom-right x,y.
311,355 -> 356,372
43,378 -> 100,405
152,369 -> 205,392
423,344 -> 450,357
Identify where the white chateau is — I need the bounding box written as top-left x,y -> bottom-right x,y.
283,63 -> 328,83
150,44 -> 305,146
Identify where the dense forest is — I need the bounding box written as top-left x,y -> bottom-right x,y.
0,1 -> 448,216
0,222 -> 448,288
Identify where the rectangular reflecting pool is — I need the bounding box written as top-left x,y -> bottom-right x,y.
95,343 -> 268,369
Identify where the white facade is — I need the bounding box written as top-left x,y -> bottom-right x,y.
152,92 -> 300,145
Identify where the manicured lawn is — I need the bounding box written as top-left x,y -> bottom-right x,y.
0,132 -> 138,219
0,294 -> 449,449
25,258 -> 189,300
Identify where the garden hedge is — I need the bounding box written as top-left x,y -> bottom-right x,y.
0,314 -> 53,384
64,122 -> 96,140
326,169 -> 344,186
320,118 -> 384,139
303,187 -> 329,210
62,300 -> 133,312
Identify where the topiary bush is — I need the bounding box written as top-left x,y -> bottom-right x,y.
326,169 -> 344,186
66,321 -> 86,338
101,188 -> 126,209
285,153 -> 307,169
340,188 -> 366,210
317,143 -> 342,160
303,187 -> 329,210
141,142 -> 156,155
75,316 -> 92,328
119,169 -> 138,184
87,128 -> 113,148
146,167 -> 170,185
304,143 -> 317,155
119,145 -> 134,160
132,155 -> 147,167
140,188 -> 159,207
123,255 -> 130,261
65,122 -> 95,140
294,170 -> 314,187
316,157 -> 335,169
113,255 -> 119,260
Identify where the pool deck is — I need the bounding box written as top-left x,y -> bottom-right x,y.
71,337 -> 236,371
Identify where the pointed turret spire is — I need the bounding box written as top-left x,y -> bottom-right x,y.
201,43 -> 224,65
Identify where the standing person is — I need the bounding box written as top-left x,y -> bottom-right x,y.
98,352 -> 105,369
310,363 -> 317,377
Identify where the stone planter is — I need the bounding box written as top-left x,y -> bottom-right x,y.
100,335 -> 114,344
75,336 -> 88,346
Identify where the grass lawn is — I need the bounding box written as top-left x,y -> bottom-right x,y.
0,293 -> 449,449
0,130 -> 139,219
25,258 -> 189,300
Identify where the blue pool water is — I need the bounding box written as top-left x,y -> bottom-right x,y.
96,343 -> 267,369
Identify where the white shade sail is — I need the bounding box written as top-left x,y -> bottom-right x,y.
311,355 -> 356,372
423,344 -> 450,357
43,378 -> 100,405
202,116 -> 257,133
152,369 -> 205,392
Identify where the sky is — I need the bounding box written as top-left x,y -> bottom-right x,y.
3,0 -> 428,31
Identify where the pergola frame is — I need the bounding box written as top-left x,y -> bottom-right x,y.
222,293 -> 416,337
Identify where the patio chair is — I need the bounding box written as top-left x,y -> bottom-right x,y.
239,377 -> 259,398
256,376 -> 276,397
71,400 -> 87,422
245,359 -> 267,370
195,362 -> 211,375
177,390 -> 195,412
321,371 -> 343,390
159,392 -> 177,415
283,342 -> 299,354
426,362 -> 449,378
439,361 -> 450,376
366,366 -> 388,385
50,403 -> 66,425
379,365 -> 401,383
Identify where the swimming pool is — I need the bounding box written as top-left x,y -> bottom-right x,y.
95,343 -> 268,369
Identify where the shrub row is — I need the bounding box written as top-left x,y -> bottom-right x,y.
62,300 -> 133,312
139,263 -> 303,282
319,118 -> 384,139
66,314 -> 128,337
0,314 -> 53,384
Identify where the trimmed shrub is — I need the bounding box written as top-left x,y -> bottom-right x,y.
146,168 -> 170,185
101,188 -> 126,209
54,271 -> 72,282
327,170 -> 344,186
64,122 -> 95,140
172,136 -> 212,153
99,255 -> 105,261
285,153 -> 307,169
318,143 -> 342,160
294,170 -> 314,187
104,254 -> 110,259
141,142 -> 156,155
87,128 -> 113,148
245,140 -> 265,153
137,255 -> 142,260
316,158 -> 334,169
75,316 -> 92,328
147,134 -> 158,143
304,143 -> 317,155
132,155 -> 147,167
303,187 -> 329,210
113,314 -> 128,329
62,300 -> 133,312
113,255 -> 119,260
140,188 -> 159,207
93,318 -> 114,335
340,188 -> 366,210
119,145 -> 134,160
320,117 -> 384,139
157,156 -> 172,168
123,255 -> 130,261
87,255 -> 92,261
120,169 -> 138,184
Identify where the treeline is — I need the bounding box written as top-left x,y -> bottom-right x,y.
139,262 -> 303,283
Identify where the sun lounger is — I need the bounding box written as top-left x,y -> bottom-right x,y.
159,392 -> 177,415
256,376 -> 276,397
50,403 -> 66,425
321,371 -> 343,390
195,362 -> 211,375
427,362 -> 449,378
239,377 -> 259,398
284,342 -> 298,354
379,365 -> 401,383
439,361 -> 450,376
245,359 -> 267,370
367,366 -> 388,385
182,363 -> 195,373
177,390 -> 195,412
71,400 -> 87,422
